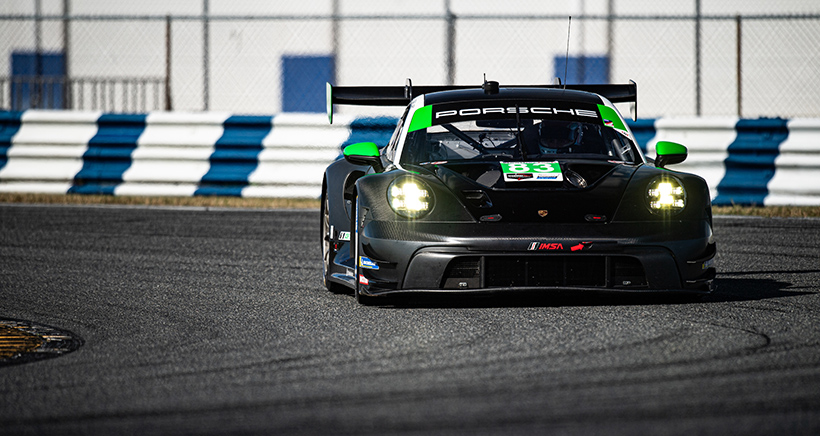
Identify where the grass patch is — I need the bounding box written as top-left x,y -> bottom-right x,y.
2,193 -> 819,217
712,205 -> 820,218
0,193 -> 320,209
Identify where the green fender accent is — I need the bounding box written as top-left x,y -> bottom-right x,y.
327,82 -> 333,124
656,141 -> 687,156
408,105 -> 433,132
655,141 -> 688,168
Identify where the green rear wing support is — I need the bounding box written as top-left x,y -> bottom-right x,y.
326,79 -> 637,124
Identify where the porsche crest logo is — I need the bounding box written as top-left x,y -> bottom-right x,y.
537,210 -> 549,217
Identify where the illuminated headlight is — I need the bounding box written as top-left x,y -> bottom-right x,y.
388,177 -> 434,218
646,176 -> 686,214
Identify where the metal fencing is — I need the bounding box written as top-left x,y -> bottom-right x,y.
1,2 -> 819,118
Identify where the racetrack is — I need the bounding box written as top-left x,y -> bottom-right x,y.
1,205 -> 819,435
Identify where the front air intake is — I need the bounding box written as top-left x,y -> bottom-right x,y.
440,255 -> 647,289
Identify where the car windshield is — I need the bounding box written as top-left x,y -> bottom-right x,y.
400,117 -> 640,165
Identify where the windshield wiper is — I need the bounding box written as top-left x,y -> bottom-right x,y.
514,105 -> 528,159
441,124 -> 486,153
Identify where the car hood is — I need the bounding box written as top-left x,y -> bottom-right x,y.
426,160 -> 639,223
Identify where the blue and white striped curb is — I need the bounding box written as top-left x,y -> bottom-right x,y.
0,111 -> 396,199
0,111 -> 23,173
629,117 -> 820,206
1,110 -> 819,205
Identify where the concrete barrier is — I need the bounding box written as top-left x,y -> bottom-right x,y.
638,117 -> 820,206
0,110 -> 397,199
1,110 -> 818,205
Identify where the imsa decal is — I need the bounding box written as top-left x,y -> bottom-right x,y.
527,242 -> 588,252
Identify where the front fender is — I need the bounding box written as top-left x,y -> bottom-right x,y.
354,170 -> 475,223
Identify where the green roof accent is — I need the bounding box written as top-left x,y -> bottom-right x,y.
597,104 -> 627,133
408,105 -> 433,132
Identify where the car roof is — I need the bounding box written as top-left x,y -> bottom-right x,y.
421,87 -> 606,106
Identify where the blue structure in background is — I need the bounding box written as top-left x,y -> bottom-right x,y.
195,115 -> 273,197
11,52 -> 66,110
281,55 -> 335,113
69,114 -> 147,195
714,118 -> 789,206
341,117 -> 398,149
553,55 -> 609,85
0,111 -> 23,172
626,119 -> 657,154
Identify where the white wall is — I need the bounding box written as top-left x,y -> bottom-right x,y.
2,0 -> 819,117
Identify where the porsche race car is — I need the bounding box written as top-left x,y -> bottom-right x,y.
321,80 -> 716,304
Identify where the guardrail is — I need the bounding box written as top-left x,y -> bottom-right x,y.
1,76 -> 168,113
0,110 -> 818,205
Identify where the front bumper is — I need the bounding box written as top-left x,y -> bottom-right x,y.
355,219 -> 716,298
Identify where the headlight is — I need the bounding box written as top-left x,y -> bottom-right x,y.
388,177 -> 434,218
646,176 -> 686,214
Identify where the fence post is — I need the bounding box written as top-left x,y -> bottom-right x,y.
202,0 -> 210,111
736,15 -> 742,118
695,0 -> 701,116
332,0 -> 339,84
445,0 -> 455,86
165,15 -> 172,111
62,0 -> 71,109
606,0 -> 613,82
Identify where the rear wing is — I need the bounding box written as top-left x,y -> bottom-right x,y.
326,80 -> 637,123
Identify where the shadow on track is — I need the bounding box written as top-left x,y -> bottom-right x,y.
705,269 -> 820,303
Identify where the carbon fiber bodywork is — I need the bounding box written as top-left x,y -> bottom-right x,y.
321,84 -> 716,304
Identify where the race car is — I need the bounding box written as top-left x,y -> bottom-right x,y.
321,79 -> 716,304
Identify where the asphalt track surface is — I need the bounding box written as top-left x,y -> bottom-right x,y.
1,204 -> 819,435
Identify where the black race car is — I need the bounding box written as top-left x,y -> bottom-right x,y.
321,80 -> 716,304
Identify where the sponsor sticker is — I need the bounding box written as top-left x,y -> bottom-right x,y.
501,162 -> 563,182
358,274 -> 369,285
702,258 -> 716,270
358,256 -> 379,270
506,173 -> 533,181
527,241 -> 587,251
338,231 -> 351,242
597,104 -> 632,140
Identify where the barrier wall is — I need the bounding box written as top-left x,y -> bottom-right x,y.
0,110 -> 818,205
0,110 -> 396,199
639,117 -> 820,206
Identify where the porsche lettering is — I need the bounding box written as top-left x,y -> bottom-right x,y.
435,107 -> 598,119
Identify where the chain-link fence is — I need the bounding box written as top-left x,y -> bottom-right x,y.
2,1 -> 819,118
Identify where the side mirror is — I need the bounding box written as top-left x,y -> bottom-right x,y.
655,141 -> 688,168
343,142 -> 384,172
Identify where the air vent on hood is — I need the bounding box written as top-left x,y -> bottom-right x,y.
462,190 -> 493,208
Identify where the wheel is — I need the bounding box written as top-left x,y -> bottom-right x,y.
321,189 -> 346,294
